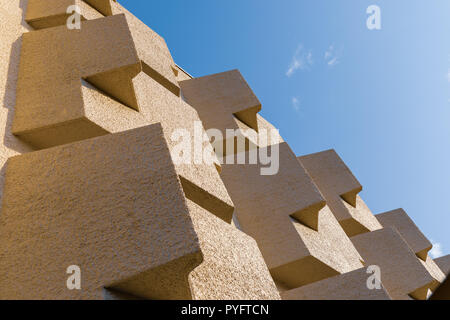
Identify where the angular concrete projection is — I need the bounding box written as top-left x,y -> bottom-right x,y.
111,2 -> 180,96
435,255 -> 450,275
84,0 -> 117,16
419,255 -> 446,290
376,209 -> 432,261
351,227 -> 437,300
0,0 -> 444,301
25,1 -> 179,96
174,54 -> 280,152
220,143 -> 364,289
180,70 -> 263,157
299,150 -> 382,237
83,72 -> 235,223
282,268 -> 391,300
25,0 -> 103,29
187,200 -> 280,300
175,65 -> 193,82
0,1 -> 35,200
0,124 -> 204,300
13,14 -> 141,148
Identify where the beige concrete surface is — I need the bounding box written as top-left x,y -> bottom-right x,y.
110,2 -> 180,96
376,208 -> 432,261
24,1 -> 179,97
0,124 -> 204,300
220,143 -> 364,289
0,1 -> 35,210
282,268 -> 391,300
25,0 -> 103,29
435,255 -> 450,275
180,70 -> 264,157
83,72 -> 235,223
0,121 -> 278,300
351,227 -> 437,300
299,150 -> 382,236
0,0 -> 444,301
419,255 -> 446,289
187,200 -> 281,300
180,70 -> 261,132
84,0 -> 116,16
13,14 -> 141,148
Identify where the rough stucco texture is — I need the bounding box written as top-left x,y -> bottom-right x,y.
0,124 -> 204,300
220,143 -> 364,290
13,14 -> 141,148
0,0 -> 35,210
376,208 -> 432,261
435,255 -> 450,276
0,0 -> 445,301
299,150 -> 382,237
180,69 -> 261,132
281,268 -> 391,300
187,199 -> 281,300
25,0 -> 103,29
351,227 -> 436,300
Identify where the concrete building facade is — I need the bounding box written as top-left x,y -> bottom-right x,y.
0,0 -> 447,300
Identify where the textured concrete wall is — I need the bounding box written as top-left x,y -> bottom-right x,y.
282,268 -> 391,300
0,0 -> 445,300
0,0 -> 35,210
435,255 -> 450,276
376,209 -> 432,260
180,70 -> 263,157
299,150 -> 382,237
220,143 -> 364,291
351,227 -> 437,300
0,0 -> 280,300
0,124 -> 204,299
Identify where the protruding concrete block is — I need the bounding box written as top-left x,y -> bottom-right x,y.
351,227 -> 437,300
435,255 -> 450,276
299,150 -> 382,236
0,124 -> 204,300
14,14 -> 229,224
376,209 -> 432,261
111,2 -> 180,96
419,255 -> 446,290
25,1 -> 180,97
180,70 -> 264,157
25,0 -> 104,29
180,69 -> 261,132
0,1 -> 35,203
83,72 -> 235,223
13,14 -> 141,148
220,143 -> 364,289
187,200 -> 280,300
175,65 -> 193,82
84,0 -> 116,16
281,268 -> 391,300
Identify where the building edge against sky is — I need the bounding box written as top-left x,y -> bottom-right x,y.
0,0 -> 448,299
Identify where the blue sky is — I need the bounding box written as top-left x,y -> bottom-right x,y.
121,0 -> 450,257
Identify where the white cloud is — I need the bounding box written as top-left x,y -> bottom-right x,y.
286,45 -> 313,77
447,69 -> 450,82
324,45 -> 342,67
292,97 -> 300,112
429,240 -> 443,259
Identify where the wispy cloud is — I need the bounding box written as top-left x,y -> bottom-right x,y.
324,45 -> 342,67
447,69 -> 450,82
429,240 -> 443,259
292,97 -> 300,112
286,45 -> 313,77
